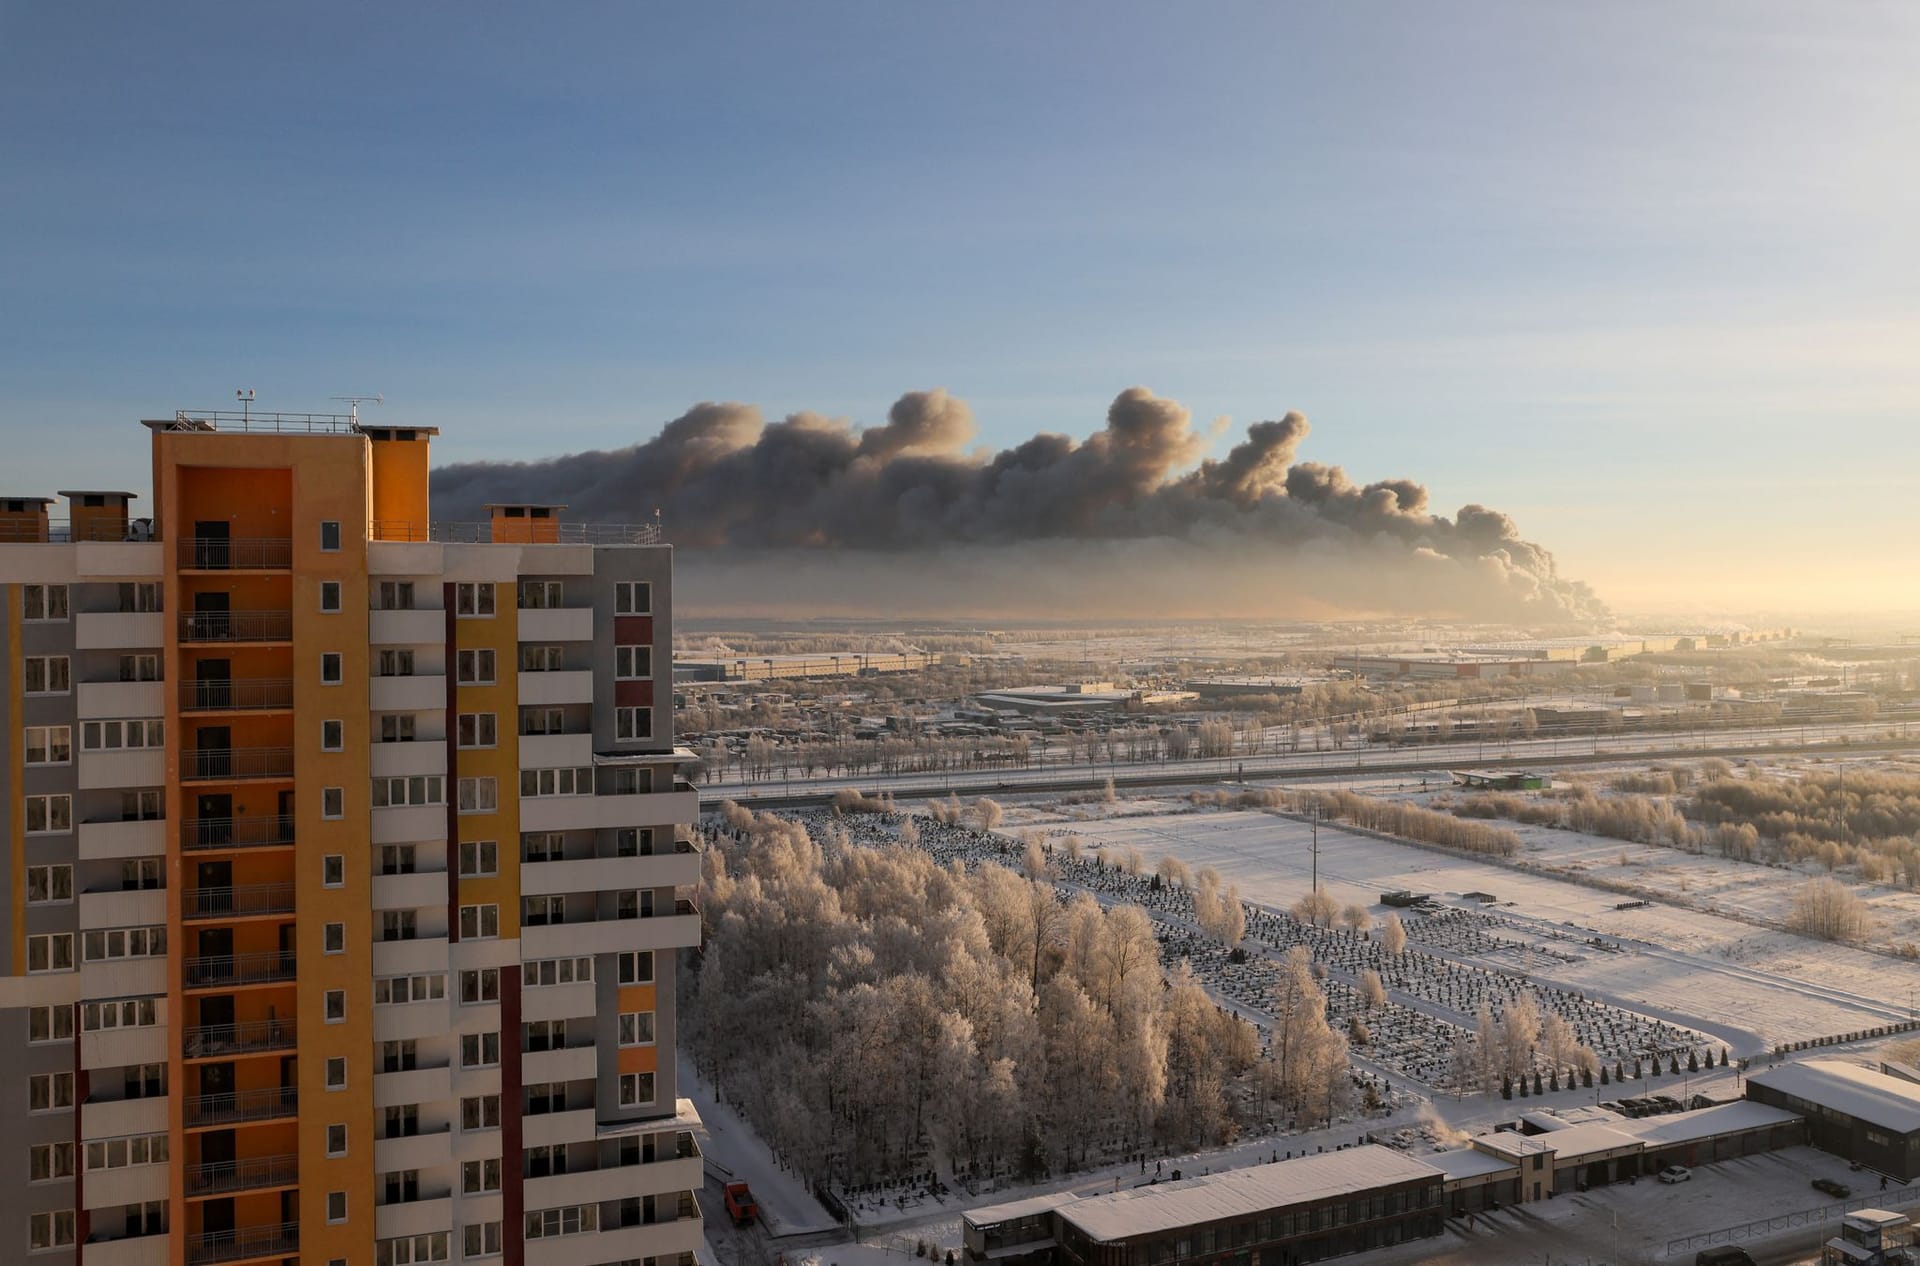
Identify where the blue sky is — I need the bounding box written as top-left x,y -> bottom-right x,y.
2,2 -> 1915,612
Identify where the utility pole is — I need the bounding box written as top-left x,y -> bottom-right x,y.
1312,806 -> 1320,893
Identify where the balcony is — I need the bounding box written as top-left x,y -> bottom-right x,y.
519,731 -> 594,769
178,609 -> 292,643
371,869 -> 447,911
75,610 -> 166,650
180,677 -> 293,713
183,1018 -> 297,1060
369,607 -> 446,644
78,747 -> 167,790
522,851 -> 700,896
373,1063 -> 452,1108
81,1230 -> 169,1266
519,668 -> 593,707
520,906 -> 701,958
77,677 -> 166,718
183,883 -> 297,922
184,1152 -> 298,1197
183,951 -> 297,990
81,1023 -> 169,1070
184,1085 -> 298,1128
181,814 -> 294,852
372,1127 -> 454,1173
178,537 -> 292,571
81,1094 -> 169,1140
369,671 -> 448,712
525,1211 -> 703,1266
371,738 -> 447,779
181,746 -> 294,782
519,786 -> 700,834
517,605 -> 595,642
79,817 -> 167,860
185,1222 -> 298,1266
79,886 -> 167,929
521,1042 -> 596,1084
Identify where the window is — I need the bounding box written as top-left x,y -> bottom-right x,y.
120,858 -> 163,890
319,580 -> 342,612
28,1005 -> 74,1043
375,580 -> 414,610
617,951 -> 654,985
457,776 -> 497,813
323,786 -> 345,818
519,644 -> 563,673
615,645 -> 652,679
23,726 -> 71,765
601,766 -> 649,796
380,910 -> 418,942
27,934 -> 75,973
376,1233 -> 450,1265
321,651 -> 343,684
323,854 -> 345,886
324,922 -> 346,953
28,1210 -> 75,1251
325,1057 -> 347,1090
523,895 -> 564,926
373,973 -> 445,1005
616,889 -> 645,920
123,1064 -> 164,1100
25,794 -> 71,834
119,789 -> 163,821
462,1222 -> 504,1258
458,904 -> 499,940
525,1142 -> 569,1177
524,1019 -> 567,1052
615,706 -> 653,741
458,840 -> 497,877
615,581 -> 651,614
618,1072 -> 656,1107
320,520 -> 342,551
456,648 -> 496,684
381,1042 -> 419,1074
327,1124 -> 348,1156
82,1134 -> 168,1170
373,775 -> 445,807
80,998 -> 158,1031
376,648 -> 415,677
379,844 -> 416,875
618,1011 -> 655,1046
325,990 -> 346,1022
459,1032 -> 501,1069
461,1157 -> 502,1194
520,705 -> 566,735
29,1142 -> 74,1182
456,712 -> 497,748
81,719 -> 164,750
117,582 -> 162,612
29,1072 -> 75,1112
26,865 -> 73,904
524,1204 -> 597,1239
455,582 -> 496,617
525,956 -> 592,986
524,1081 -> 565,1115
119,653 -> 161,682
82,927 -> 166,962
518,581 -> 563,608
460,1095 -> 502,1130
327,1191 -> 348,1223
520,766 -> 593,798
615,827 -> 653,857
522,831 -> 563,862
22,656 -> 69,694
378,713 -> 417,742
322,719 -> 344,750
23,584 -> 68,621
460,968 -> 500,1004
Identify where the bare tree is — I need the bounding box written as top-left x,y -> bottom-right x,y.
1380,911 -> 1408,956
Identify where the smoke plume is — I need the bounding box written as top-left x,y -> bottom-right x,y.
432,388 -> 1606,621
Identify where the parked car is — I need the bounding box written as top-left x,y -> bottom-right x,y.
1694,1248 -> 1756,1266
1813,1177 -> 1851,1198
1658,1166 -> 1692,1184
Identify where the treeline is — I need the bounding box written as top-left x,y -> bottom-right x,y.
1290,789 -> 1522,858
684,807 -> 1344,1188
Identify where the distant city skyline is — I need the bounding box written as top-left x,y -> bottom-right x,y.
3,3 -> 1915,615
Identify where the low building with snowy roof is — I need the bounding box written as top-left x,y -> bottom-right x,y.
1748,1060 -> 1920,1179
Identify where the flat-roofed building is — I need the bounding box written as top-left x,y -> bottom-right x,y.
1748,1060 -> 1920,1179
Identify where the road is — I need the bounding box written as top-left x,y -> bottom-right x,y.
699,720 -> 1914,806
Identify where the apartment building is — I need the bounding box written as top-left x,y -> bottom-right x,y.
0,410 -> 706,1266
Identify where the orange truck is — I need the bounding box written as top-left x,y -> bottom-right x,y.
724,1182 -> 759,1227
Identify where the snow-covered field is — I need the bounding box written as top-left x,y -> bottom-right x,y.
1023,804 -> 1919,1050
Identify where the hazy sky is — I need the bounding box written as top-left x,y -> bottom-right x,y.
3,3 -> 1915,615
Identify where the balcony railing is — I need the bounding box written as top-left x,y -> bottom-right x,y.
185,1221 -> 298,1266
183,1085 -> 297,1128
182,1018 -> 296,1060
181,815 -> 294,851
180,678 -> 293,712
182,746 -> 295,782
0,518 -> 158,543
183,951 -> 297,989
178,537 -> 293,570
179,610 -> 292,643
184,1152 -> 298,1197
371,518 -> 662,545
184,883 -> 297,921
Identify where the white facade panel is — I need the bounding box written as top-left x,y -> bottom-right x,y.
371,804 -> 447,846
374,1129 -> 455,1173
79,887 -> 166,930
520,914 -> 700,959
522,853 -> 698,897
375,1197 -> 455,1242
81,1095 -> 169,1141
371,739 -> 449,778
76,679 -> 165,719
74,610 -> 165,650
78,817 -> 165,860
369,608 -> 448,644
81,1163 -> 169,1210
369,672 -> 449,712
517,732 -> 593,769
517,606 -> 596,643
77,747 -> 166,790
518,669 -> 594,706
371,869 -> 449,911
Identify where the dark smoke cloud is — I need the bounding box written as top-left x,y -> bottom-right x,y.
432,388 -> 1606,621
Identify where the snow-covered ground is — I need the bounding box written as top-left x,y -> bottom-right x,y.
1029,805 -> 1919,1050
681,1054 -> 842,1236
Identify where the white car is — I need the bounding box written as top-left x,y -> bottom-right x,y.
1658,1166 -> 1693,1184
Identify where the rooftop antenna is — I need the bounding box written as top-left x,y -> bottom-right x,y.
330,393 -> 384,427
235,389 -> 255,423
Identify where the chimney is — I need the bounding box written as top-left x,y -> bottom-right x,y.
0,496 -> 55,542
59,490 -> 137,542
486,503 -> 565,545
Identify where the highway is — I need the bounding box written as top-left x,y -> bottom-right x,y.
698,719 -> 1916,807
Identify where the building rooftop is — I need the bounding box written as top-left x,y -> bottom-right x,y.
1621,1100 -> 1802,1147
965,1191 -> 1079,1227
1429,1147 -> 1518,1181
1057,1147 -> 1441,1243
1748,1060 -> 1920,1134
1527,1121 -> 1640,1161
